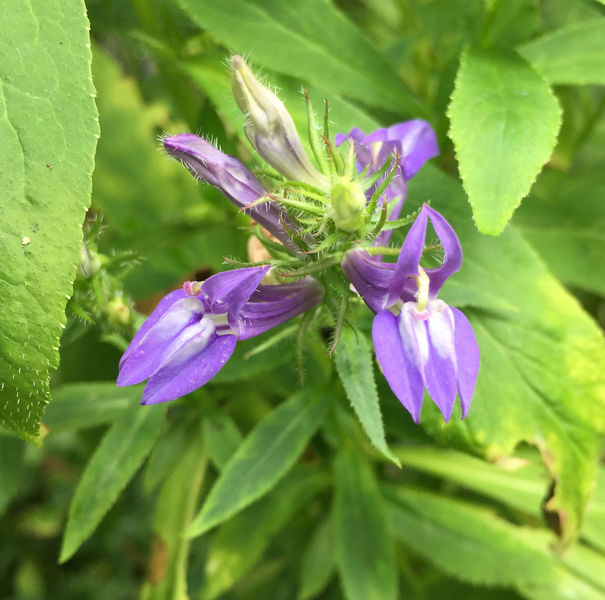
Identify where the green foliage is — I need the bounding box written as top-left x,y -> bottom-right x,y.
334,328 -> 399,465
0,0 -> 98,439
60,403 -> 166,562
518,20 -> 605,85
448,48 -> 561,235
188,387 -> 330,537
408,165 -> 605,545
3,1 -> 605,598
333,444 -> 398,600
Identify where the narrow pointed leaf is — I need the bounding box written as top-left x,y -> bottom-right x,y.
334,329 -> 399,465
60,404 -> 166,562
299,517 -> 335,600
334,446 -> 398,600
188,387 -> 330,538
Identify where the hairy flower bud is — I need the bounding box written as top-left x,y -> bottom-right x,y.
230,55 -> 327,190
327,177 -> 366,232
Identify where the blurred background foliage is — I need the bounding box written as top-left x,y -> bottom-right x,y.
1,0 -> 605,598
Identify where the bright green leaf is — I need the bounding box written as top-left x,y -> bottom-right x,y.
0,0 -> 99,440
188,387 -> 330,538
177,0 -> 427,117
60,403 -> 166,562
333,445 -> 398,600
448,48 -> 561,235
334,328 -> 399,465
45,382 -> 139,431
517,20 -> 605,85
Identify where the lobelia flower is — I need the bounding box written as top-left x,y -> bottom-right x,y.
230,55 -> 328,190
163,133 -> 300,252
343,204 -> 479,423
335,121 -> 439,245
117,266 -> 323,405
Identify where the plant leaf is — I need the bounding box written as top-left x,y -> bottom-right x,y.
176,0 -> 427,117
385,486 -> 604,599
188,387 -> 330,538
298,517 -> 335,600
45,382 -> 138,431
60,403 -> 166,562
333,445 -> 398,600
0,0 -> 98,440
448,48 -> 561,235
203,413 -> 243,471
517,20 -> 605,85
334,328 -> 399,465
201,466 -> 328,599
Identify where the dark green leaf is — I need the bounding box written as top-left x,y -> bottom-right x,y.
298,517 -> 335,600
333,445 -> 397,600
177,0 -> 427,117
188,387 -> 330,537
201,467 -> 328,599
60,403 -> 166,562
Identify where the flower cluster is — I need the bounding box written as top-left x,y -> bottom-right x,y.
118,56 -> 479,422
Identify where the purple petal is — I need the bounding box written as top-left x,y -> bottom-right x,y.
117,297 -> 204,386
377,120 -> 439,181
119,289 -> 187,369
387,207 -> 429,306
342,249 -> 395,314
423,305 -> 458,421
201,266 -> 270,315
164,134 -> 298,250
373,310 -> 424,423
423,206 -> 463,297
451,307 -> 480,418
141,331 -> 237,405
235,278 -> 323,340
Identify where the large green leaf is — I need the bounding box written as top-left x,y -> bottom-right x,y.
406,165 -> 605,546
60,403 -> 166,562
188,387 -> 330,538
517,20 -> 605,85
176,0 -> 427,117
200,467 -> 328,599
334,328 -> 398,465
0,0 -> 99,440
514,169 -> 605,297
385,486 -> 604,599
333,445 -> 398,600
448,48 -> 561,235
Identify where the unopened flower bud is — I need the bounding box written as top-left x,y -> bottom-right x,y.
230,55 -> 327,190
106,297 -> 131,327
327,177 -> 366,232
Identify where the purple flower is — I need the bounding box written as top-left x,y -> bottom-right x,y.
117,266 -> 323,405
335,121 -> 439,245
343,205 -> 479,423
163,134 -> 299,252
